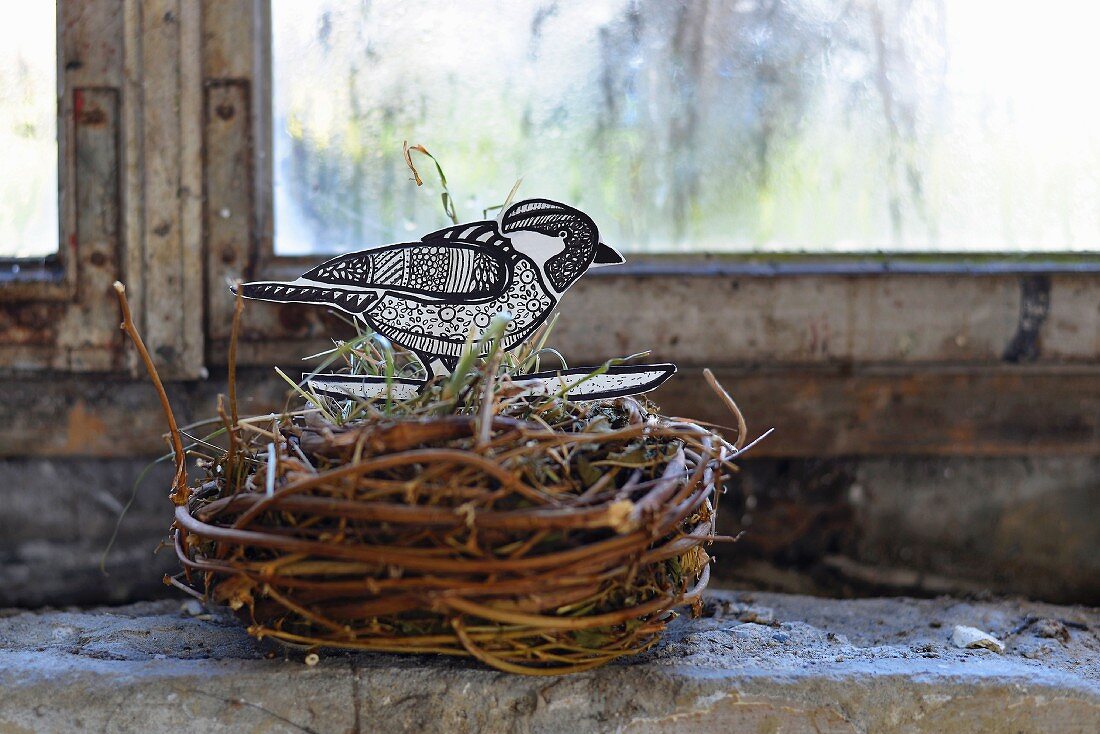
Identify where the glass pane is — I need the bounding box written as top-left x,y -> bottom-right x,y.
0,1 -> 57,258
272,0 -> 1100,254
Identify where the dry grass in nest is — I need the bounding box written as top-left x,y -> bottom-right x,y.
113,283 -> 751,675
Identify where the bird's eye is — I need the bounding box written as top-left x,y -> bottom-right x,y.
558,229 -> 569,239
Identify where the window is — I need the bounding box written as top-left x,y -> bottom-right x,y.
0,0 -> 202,379
0,0 -> 1096,459
271,0 -> 1100,255
0,1 -> 58,258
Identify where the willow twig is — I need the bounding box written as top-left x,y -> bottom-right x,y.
703,368 -> 747,449
228,278 -> 244,426
113,281 -> 188,503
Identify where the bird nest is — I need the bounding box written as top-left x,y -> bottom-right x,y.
114,284 -> 747,675
174,403 -> 728,674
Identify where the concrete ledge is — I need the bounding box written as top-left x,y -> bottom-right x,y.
1,591 -> 1097,733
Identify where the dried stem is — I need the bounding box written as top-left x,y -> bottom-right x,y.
113,282 -> 188,503
704,368 -> 748,449
228,278 -> 244,427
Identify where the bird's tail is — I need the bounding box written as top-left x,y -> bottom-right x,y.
232,280 -> 379,314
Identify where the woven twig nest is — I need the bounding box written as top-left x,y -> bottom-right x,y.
173,398 -> 732,675
108,275 -> 748,676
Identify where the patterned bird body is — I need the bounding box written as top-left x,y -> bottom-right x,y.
237,199 -> 625,377
368,255 -> 554,359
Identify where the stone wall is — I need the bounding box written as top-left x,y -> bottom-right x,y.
2,592 -> 1097,733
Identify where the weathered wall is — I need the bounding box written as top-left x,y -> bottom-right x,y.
0,458 -> 176,607
715,456 -> 1100,605
2,454 -> 1095,608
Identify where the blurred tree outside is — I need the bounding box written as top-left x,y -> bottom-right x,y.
229,1 -> 1100,255
0,1 -> 57,259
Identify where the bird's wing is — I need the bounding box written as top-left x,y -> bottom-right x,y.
420,220 -> 510,249
300,226 -> 510,302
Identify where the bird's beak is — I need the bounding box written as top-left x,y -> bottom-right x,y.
591,241 -> 625,268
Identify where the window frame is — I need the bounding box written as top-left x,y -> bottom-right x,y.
0,0 -> 1096,459
205,2 -> 1100,370
204,1 -> 1099,458
0,2 -> 120,372
0,0 -> 205,378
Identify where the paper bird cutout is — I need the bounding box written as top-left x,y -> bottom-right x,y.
308,364 -> 678,403
236,199 -> 675,400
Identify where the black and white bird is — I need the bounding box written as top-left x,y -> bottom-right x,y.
237,199 -> 626,379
